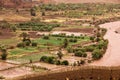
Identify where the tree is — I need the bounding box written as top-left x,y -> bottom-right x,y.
63,38 -> 68,48
61,60 -> 69,65
32,42 -> 37,47
92,49 -> 103,60
75,51 -> 83,57
43,35 -> 49,40
20,32 -> 28,40
0,48 -> 7,60
55,60 -> 61,65
11,24 -> 17,32
57,51 -> 63,59
30,8 -> 36,16
41,11 -> 45,16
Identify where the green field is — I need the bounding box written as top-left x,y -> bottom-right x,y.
9,52 -> 56,63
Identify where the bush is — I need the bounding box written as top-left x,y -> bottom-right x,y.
67,47 -> 73,53
69,38 -> 77,43
47,57 -> 55,64
63,38 -> 68,48
17,42 -> 25,48
55,60 -> 61,65
40,56 -> 55,64
1,49 -> 7,60
25,41 -> 31,46
85,46 -> 95,52
83,53 -> 87,57
43,35 -> 49,40
32,42 -> 38,47
57,51 -> 63,59
40,56 -> 47,62
80,60 -> 85,65
90,36 -> 95,41
61,60 -> 69,65
92,49 -> 103,60
75,51 -> 83,57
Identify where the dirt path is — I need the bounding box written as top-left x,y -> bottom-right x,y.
91,21 -> 120,66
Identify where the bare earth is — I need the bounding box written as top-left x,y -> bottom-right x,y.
0,67 -> 33,78
54,0 -> 120,3
91,21 -> 120,66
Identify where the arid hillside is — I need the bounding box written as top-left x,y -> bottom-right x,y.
54,0 -> 120,4
0,0 -> 53,8
0,0 -> 119,8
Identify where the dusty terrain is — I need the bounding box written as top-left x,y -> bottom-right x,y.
0,0 -> 120,8
91,21 -> 120,66
54,0 -> 120,3
0,28 -> 15,39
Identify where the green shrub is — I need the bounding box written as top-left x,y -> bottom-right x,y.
61,60 -> 69,65
17,42 -> 25,48
25,41 -> 31,46
83,53 -> 87,57
75,51 -> 83,57
80,60 -> 85,65
32,42 -> 38,47
92,49 -> 103,60
43,35 -> 49,40
55,60 -> 61,65
85,46 -> 95,52
40,56 -> 55,64
67,47 -> 73,53
1,49 -> 7,60
69,38 -> 77,43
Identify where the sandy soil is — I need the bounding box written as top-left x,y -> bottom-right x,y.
0,29 -> 15,39
0,67 -> 33,78
51,31 -> 89,36
62,28 -> 94,33
0,62 -> 16,70
91,21 -> 120,66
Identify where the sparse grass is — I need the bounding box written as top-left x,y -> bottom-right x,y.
0,38 -> 19,45
9,52 -> 56,63
8,47 -> 38,56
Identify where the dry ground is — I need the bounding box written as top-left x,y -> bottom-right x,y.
0,29 -> 15,39
0,67 -> 33,79
0,62 -> 17,70
54,0 -> 120,4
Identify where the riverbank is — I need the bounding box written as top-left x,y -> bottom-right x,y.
91,21 -> 120,66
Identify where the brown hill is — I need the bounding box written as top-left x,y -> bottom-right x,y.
53,0 -> 120,4
0,0 -> 119,8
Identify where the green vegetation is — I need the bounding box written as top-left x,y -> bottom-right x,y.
74,51 -> 87,57
38,3 -> 120,18
40,56 -> 69,65
9,52 -> 53,63
18,22 -> 60,31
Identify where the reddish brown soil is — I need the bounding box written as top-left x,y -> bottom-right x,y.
62,28 -> 94,33
28,31 -> 41,38
54,0 -> 120,3
0,67 -> 33,78
0,0 -> 54,8
0,0 -> 119,9
0,62 -> 17,70
0,29 -> 15,39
